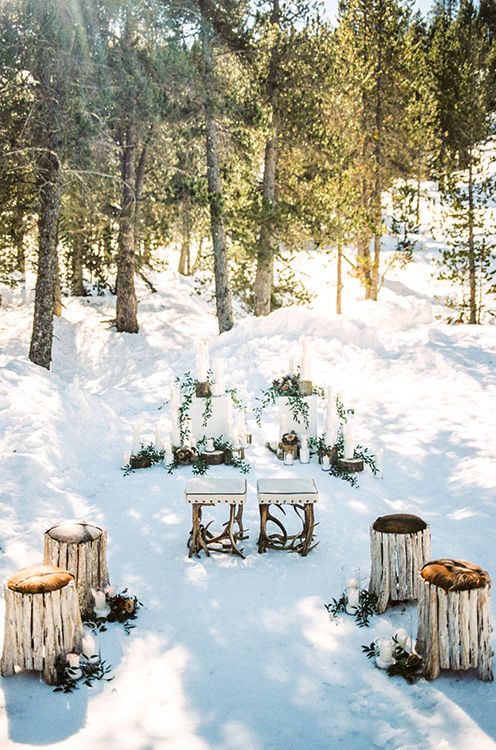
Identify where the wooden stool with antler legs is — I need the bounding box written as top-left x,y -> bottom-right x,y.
257,478 -> 319,557
184,477 -> 248,559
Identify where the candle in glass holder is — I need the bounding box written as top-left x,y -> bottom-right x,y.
300,446 -> 310,464
345,587 -> 360,614
206,438 -> 215,452
92,590 -> 106,611
66,653 -> 83,680
321,455 -> 331,471
82,634 -> 99,663
284,452 -> 294,466
379,640 -> 394,662
343,423 -> 355,459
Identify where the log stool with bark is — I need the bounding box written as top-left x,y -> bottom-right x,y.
1,564 -> 83,685
369,513 -> 431,613
43,520 -> 109,615
416,559 -> 493,681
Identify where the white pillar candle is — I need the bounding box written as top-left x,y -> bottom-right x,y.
92,590 -> 106,611
284,452 -> 294,466
299,446 -> 310,464
170,410 -> 181,447
212,358 -> 225,394
131,426 -> 141,455
394,628 -> 409,648
154,425 -> 162,449
195,340 -> 209,382
321,455 -> 331,471
327,385 -> 334,407
325,429 -> 334,447
345,587 -> 360,614
67,653 -> 80,669
343,423 -> 355,459
301,339 -> 311,380
121,450 -> 131,468
170,382 -> 181,409
288,356 -> 295,374
206,438 -> 215,452
236,411 -> 247,436
82,634 -> 98,663
325,405 -> 335,431
301,435 -> 308,449
379,640 -> 394,662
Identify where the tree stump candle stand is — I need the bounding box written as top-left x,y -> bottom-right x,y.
416,559 -> 493,681
195,381 -> 211,398
337,457 -> 364,473
257,478 -> 319,557
184,477 -> 248,559
200,449 -> 225,465
1,564 -> 83,685
43,520 -> 110,615
369,513 -> 431,613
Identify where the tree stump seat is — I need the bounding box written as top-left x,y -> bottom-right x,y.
43,520 -> 109,615
416,559 -> 493,680
369,512 -> 431,613
257,478 -> 319,557
1,564 -> 83,685
184,477 -> 248,559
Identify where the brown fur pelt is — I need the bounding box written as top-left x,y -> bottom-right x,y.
281,431 -> 299,446
421,559 -> 490,592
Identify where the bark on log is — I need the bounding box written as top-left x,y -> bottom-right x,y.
1,566 -> 83,685
200,450 -> 224,465
337,457 -> 364,473
43,521 -> 109,614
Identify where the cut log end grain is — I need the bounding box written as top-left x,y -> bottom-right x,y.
421,559 -> 490,592
373,513 -> 427,534
200,450 -> 224,465
7,565 -> 74,594
46,520 -> 103,544
337,457 -> 364,473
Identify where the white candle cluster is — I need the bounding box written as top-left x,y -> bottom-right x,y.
195,340 -> 209,382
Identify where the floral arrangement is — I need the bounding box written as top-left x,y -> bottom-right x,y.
254,370 -> 324,429
166,436 -> 250,475
362,638 -> 423,683
85,586 -> 142,635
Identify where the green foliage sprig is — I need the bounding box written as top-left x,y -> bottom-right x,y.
54,657 -> 113,693
122,443 -> 165,476
255,370 -> 321,427
166,436 -> 250,475
362,640 -> 423,683
84,588 -> 142,636
324,590 -> 378,628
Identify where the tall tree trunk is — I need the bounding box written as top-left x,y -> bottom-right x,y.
29,134 -> 61,369
71,236 -> 85,296
202,22 -> 234,333
178,200 -> 192,276
115,122 -> 139,333
54,257 -> 62,316
467,158 -> 477,324
336,240 -> 343,315
356,235 -> 372,298
254,0 -> 280,318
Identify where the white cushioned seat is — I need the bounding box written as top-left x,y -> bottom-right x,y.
257,478 -> 318,505
184,477 -> 247,504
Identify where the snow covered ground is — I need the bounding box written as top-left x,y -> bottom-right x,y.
0,238 -> 496,749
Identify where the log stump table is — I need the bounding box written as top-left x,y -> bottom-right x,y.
184,477 -> 247,559
369,513 -> 431,613
44,520 -> 109,615
416,559 -> 493,681
257,478 -> 319,557
1,564 -> 83,685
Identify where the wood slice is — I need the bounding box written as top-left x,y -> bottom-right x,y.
130,454 -> 152,469
200,450 -> 224,465
337,457 -> 364,473
195,382 -> 211,398
299,380 -> 313,396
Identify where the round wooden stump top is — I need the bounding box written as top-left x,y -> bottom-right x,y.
7,564 -> 74,594
373,513 -> 427,534
46,520 -> 103,544
421,559 -> 490,592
